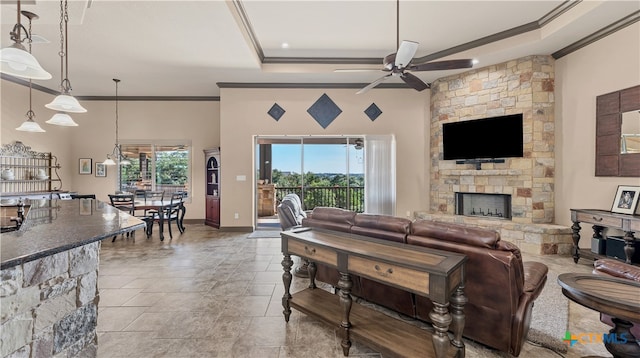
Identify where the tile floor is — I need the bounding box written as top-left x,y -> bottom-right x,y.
97,224 -> 616,358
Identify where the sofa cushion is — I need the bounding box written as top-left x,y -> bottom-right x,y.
302,207 -> 356,233
351,214 -> 411,243
410,220 -> 501,248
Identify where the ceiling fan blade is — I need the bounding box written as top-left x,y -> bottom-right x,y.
400,72 -> 429,92
334,69 -> 381,73
395,40 -> 419,69
356,74 -> 392,95
408,59 -> 474,71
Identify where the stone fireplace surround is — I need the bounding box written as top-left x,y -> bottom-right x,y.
418,55 -> 572,255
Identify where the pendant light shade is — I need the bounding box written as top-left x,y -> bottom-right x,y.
102,157 -> 116,166
0,44 -> 51,80
46,0 -> 85,126
16,116 -> 46,132
15,10 -> 45,133
45,93 -> 87,113
46,112 -> 78,126
1,1 -> 50,80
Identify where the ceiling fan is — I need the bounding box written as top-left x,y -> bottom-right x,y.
351,0 -> 474,94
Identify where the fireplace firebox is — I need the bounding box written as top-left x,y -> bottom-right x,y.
455,192 -> 511,219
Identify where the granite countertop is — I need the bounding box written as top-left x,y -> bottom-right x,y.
1,199 -> 146,269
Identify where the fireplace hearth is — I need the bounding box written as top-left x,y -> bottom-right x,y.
455,192 -> 511,220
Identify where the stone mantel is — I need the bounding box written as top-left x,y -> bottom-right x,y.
441,169 -> 524,176
1,199 -> 145,357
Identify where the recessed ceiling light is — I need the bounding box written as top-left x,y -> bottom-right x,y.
281,42 -> 289,49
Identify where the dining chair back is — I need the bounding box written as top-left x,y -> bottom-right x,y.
108,193 -> 152,240
148,192 -> 185,240
144,190 -> 165,203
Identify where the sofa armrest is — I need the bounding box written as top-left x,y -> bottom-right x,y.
522,261 -> 548,296
594,259 -> 640,282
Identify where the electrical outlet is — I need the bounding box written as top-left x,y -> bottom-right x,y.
234,213 -> 239,219
406,211 -> 411,218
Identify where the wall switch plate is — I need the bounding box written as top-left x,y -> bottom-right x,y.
234,213 -> 239,219
236,175 -> 246,181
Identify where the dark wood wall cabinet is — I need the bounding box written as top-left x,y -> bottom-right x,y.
204,148 -> 220,228
595,85 -> 640,177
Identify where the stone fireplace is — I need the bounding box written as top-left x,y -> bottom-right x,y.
418,55 -> 572,255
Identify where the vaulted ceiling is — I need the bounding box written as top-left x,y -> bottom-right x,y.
1,0 -> 638,97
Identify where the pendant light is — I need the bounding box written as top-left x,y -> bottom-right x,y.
0,0 -> 51,80
16,11 -> 45,133
45,0 -> 86,125
102,79 -> 131,166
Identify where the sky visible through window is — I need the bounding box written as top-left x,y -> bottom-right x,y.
271,144 -> 364,174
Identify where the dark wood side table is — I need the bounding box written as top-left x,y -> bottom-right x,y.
570,209 -> 640,264
281,227 -> 467,358
558,273 -> 640,358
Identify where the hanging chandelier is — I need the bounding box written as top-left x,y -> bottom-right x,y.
0,0 -> 51,80
102,79 -> 130,166
45,0 -> 85,126
16,10 -> 45,133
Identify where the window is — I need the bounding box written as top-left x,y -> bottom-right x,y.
119,141 -> 191,199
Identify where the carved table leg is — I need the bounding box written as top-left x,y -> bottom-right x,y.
281,253 -> 293,322
623,232 -> 636,265
338,272 -> 353,356
307,261 -> 317,289
605,318 -> 640,358
429,302 -> 452,358
571,221 -> 581,263
450,284 -> 467,358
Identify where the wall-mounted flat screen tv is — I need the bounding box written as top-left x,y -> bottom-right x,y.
442,113 -> 524,160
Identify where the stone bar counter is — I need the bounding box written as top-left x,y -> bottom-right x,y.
1,199 -> 145,357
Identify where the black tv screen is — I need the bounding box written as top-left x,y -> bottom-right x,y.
442,114 -> 523,160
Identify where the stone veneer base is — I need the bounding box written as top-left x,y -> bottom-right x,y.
414,211 -> 572,255
0,242 -> 100,358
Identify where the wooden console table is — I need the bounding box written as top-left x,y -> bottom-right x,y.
570,209 -> 640,264
281,227 -> 467,358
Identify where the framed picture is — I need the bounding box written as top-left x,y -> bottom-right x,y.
79,158 -> 92,175
611,185 -> 640,215
95,163 -> 106,177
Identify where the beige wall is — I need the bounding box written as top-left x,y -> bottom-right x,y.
555,22 -> 640,246
219,88 -> 430,229
1,80 -> 220,220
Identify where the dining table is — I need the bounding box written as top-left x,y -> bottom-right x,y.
134,199 -> 185,241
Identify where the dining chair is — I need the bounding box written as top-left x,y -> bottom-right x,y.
148,192 -> 184,240
143,190 -> 165,216
108,193 -> 152,241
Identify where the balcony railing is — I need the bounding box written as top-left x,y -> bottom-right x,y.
275,186 -> 364,213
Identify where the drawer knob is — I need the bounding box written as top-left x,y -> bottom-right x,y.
374,264 -> 393,277
304,246 -> 316,256
592,216 -> 603,222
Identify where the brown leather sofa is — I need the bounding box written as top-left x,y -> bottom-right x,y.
592,258 -> 640,338
301,207 -> 549,356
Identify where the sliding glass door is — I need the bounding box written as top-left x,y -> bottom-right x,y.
256,136 -> 373,227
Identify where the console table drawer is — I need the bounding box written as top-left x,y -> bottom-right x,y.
288,239 -> 337,266
575,212 -> 622,227
349,256 -> 429,294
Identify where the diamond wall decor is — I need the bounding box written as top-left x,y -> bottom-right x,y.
267,103 -> 286,121
307,93 -> 342,129
364,103 -> 382,121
